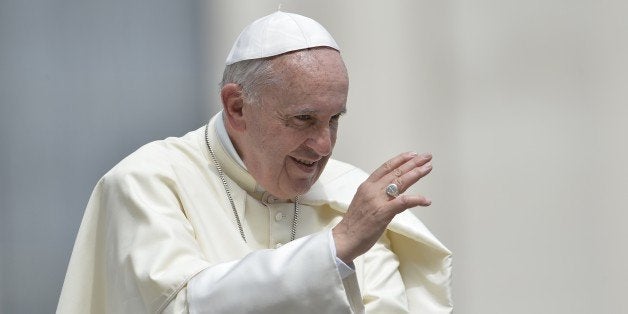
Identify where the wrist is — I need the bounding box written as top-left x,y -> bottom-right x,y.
332,227 -> 355,264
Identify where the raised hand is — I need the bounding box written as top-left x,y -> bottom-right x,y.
332,152 -> 433,264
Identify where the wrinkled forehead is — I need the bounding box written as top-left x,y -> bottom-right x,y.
271,48 -> 348,84
256,49 -> 349,113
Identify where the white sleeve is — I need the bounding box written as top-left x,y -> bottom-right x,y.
329,229 -> 356,279
187,231 -> 365,314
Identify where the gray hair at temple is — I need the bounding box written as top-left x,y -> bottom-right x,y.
219,58 -> 279,105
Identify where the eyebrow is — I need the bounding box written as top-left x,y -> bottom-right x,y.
295,107 -> 347,115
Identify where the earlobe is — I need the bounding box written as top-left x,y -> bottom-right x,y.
221,83 -> 246,131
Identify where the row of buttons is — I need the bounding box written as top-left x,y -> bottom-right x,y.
275,212 -> 286,248
262,192 -> 290,249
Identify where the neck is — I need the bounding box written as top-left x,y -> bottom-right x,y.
216,111 -> 247,169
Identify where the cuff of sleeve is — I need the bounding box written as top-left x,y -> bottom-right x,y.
328,230 -> 355,280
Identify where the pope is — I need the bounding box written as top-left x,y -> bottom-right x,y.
58,11 -> 453,313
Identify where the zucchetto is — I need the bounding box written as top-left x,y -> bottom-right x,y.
225,11 -> 340,65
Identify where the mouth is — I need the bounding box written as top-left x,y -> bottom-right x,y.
290,156 -> 318,172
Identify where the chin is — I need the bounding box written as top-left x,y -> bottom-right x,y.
296,176 -> 322,194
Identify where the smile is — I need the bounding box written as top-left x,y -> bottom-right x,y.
290,157 -> 318,173
292,157 -> 316,166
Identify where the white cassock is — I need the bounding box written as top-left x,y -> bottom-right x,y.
57,113 -> 453,313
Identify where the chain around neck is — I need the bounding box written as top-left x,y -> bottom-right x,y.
204,123 -> 299,243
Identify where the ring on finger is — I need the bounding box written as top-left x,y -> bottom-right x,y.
385,183 -> 399,198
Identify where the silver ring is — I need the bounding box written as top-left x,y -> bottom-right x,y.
385,183 -> 399,198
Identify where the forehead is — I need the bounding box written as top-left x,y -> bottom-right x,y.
273,48 -> 347,80
262,48 -> 349,113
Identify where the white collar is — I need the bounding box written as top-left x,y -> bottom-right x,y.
215,111 -> 247,169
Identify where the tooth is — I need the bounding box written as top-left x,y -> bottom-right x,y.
296,158 -> 313,165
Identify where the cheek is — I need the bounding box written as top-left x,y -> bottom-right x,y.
251,121 -> 313,159
258,131 -> 300,161
280,129 -> 310,150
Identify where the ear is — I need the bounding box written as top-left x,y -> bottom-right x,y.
221,83 -> 246,132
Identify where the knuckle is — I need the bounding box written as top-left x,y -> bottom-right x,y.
358,182 -> 368,190
413,168 -> 423,177
356,184 -> 369,196
413,157 -> 422,167
394,177 -> 404,189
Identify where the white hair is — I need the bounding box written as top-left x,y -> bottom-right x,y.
219,58 -> 279,105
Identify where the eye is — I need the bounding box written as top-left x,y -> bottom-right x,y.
295,115 -> 313,121
329,113 -> 342,126
287,114 -> 315,128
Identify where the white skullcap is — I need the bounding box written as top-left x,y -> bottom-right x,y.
225,11 -> 340,65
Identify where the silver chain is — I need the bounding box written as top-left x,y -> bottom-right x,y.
291,197 -> 299,242
204,123 -> 299,243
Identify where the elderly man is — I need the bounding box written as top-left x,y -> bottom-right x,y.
58,11 -> 452,313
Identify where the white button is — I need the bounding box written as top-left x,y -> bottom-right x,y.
267,196 -> 277,204
275,212 -> 284,221
261,193 -> 277,205
275,242 -> 283,248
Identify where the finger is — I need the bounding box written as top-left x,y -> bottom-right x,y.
382,154 -> 432,191
388,194 -> 432,215
368,152 -> 418,182
388,164 -> 432,195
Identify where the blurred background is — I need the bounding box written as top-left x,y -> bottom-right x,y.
1,1 -> 626,313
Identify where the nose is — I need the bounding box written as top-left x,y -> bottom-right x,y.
307,125 -> 333,157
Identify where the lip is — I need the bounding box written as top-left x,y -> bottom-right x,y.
290,156 -> 318,173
